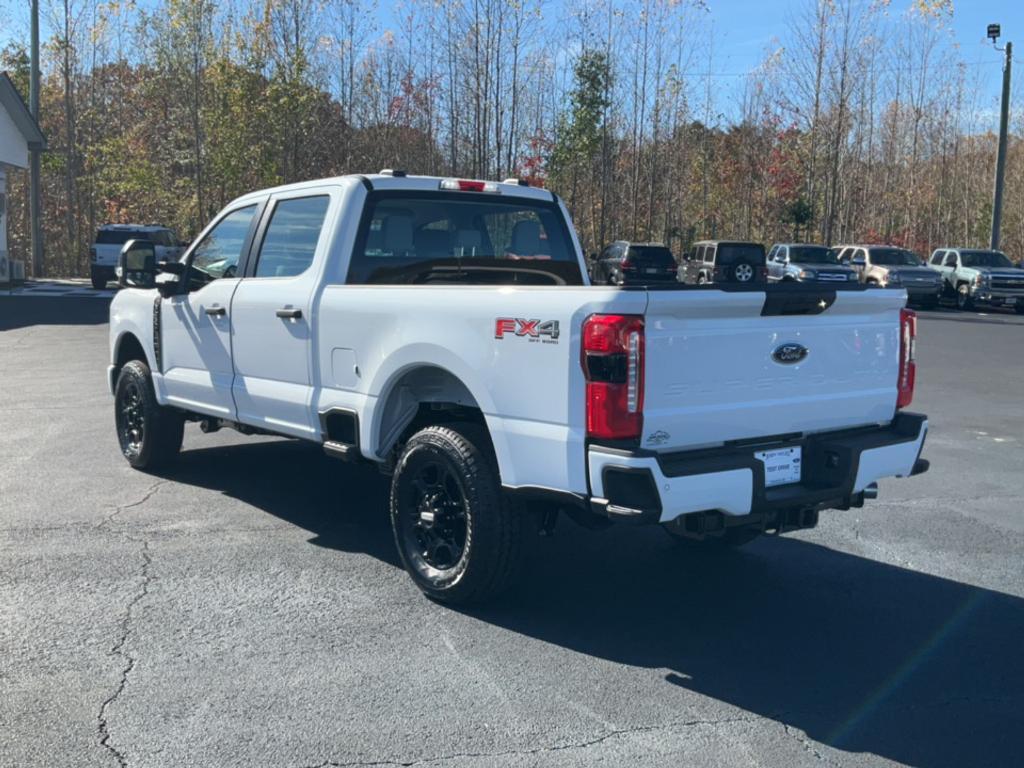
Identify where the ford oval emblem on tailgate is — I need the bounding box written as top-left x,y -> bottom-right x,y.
772,343 -> 808,365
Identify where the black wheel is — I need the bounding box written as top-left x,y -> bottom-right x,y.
696,273 -> 707,285
114,360 -> 184,469
390,424 -> 526,604
956,284 -> 974,311
1015,303 -> 1024,315
662,525 -> 761,550
91,276 -> 107,290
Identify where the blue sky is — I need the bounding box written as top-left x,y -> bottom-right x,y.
2,0 -> 1018,116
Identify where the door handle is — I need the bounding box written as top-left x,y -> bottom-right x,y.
276,308 -> 302,319
205,305 -> 226,317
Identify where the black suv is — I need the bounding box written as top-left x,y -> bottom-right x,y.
590,241 -> 678,285
678,240 -> 767,285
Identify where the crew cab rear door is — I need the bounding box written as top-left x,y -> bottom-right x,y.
640,286 -> 906,452
229,188 -> 336,439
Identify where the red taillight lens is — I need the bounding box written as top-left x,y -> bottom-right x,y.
582,314 -> 644,440
620,257 -> 634,270
897,308 -> 917,408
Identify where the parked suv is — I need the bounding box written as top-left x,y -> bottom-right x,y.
678,240 -> 766,285
590,241 -> 677,285
766,243 -> 858,284
90,224 -> 184,289
835,244 -> 942,307
927,248 -> 1024,312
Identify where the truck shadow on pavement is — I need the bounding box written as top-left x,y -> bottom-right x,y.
163,438 -> 1023,768
0,295 -> 111,330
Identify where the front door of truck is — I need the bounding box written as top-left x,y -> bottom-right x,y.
229,191 -> 334,439
159,203 -> 261,419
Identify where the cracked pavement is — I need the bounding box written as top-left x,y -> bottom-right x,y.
2,295 -> 1024,768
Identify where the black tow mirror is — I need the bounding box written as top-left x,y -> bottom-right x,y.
118,239 -> 157,289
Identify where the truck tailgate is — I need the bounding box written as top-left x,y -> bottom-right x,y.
641,288 -> 905,452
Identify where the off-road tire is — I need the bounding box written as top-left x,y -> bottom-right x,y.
390,424 -> 526,604
91,275 -> 107,290
114,360 -> 184,470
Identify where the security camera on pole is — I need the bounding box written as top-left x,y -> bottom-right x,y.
987,23 -> 1012,252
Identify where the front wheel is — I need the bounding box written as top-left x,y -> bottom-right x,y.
390,424 -> 527,604
114,360 -> 184,469
956,284 -> 974,311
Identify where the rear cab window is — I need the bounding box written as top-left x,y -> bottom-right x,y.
95,229 -> 144,245
347,191 -> 583,286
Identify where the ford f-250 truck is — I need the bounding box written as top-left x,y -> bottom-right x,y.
107,172 -> 929,603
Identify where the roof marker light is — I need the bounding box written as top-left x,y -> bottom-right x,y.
440,178 -> 501,193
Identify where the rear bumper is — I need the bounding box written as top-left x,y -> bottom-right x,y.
587,412 -> 928,524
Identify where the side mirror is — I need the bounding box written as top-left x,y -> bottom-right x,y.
118,239 -> 157,289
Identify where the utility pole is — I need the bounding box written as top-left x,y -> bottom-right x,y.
30,0 -> 43,277
988,24 -> 1012,252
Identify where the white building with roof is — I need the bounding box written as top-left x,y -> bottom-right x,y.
0,71 -> 46,284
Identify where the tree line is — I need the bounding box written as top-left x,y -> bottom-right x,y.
1,0 -> 1021,278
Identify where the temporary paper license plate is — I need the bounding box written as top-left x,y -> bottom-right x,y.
755,446 -> 802,487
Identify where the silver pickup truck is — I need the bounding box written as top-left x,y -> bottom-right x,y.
927,248 -> 1024,313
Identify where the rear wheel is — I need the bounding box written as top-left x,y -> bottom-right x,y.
1015,303 -> 1024,315
114,360 -> 184,469
390,424 -> 527,604
696,274 -> 707,285
91,276 -> 107,290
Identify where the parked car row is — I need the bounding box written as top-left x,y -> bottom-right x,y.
587,237 -> 1024,313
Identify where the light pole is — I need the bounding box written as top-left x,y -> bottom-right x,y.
988,23 -> 1012,252
30,0 -> 43,277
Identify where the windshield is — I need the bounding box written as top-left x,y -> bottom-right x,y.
789,246 -> 837,265
870,249 -> 921,266
348,192 -> 582,285
960,250 -> 1013,268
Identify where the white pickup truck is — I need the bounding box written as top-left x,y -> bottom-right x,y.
107,172 -> 929,603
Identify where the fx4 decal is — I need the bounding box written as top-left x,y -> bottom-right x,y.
495,318 -> 560,343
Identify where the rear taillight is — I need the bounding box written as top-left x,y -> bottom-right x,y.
620,257 -> 634,271
897,308 -> 917,408
582,314 -> 644,440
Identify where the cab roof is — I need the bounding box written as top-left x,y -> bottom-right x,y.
229,172 -> 557,208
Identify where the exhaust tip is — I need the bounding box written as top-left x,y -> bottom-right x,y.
862,483 -> 879,500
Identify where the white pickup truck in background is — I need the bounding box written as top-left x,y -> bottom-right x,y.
107,172 -> 929,603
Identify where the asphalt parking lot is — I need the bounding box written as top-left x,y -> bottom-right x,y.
2,291 -> 1023,768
